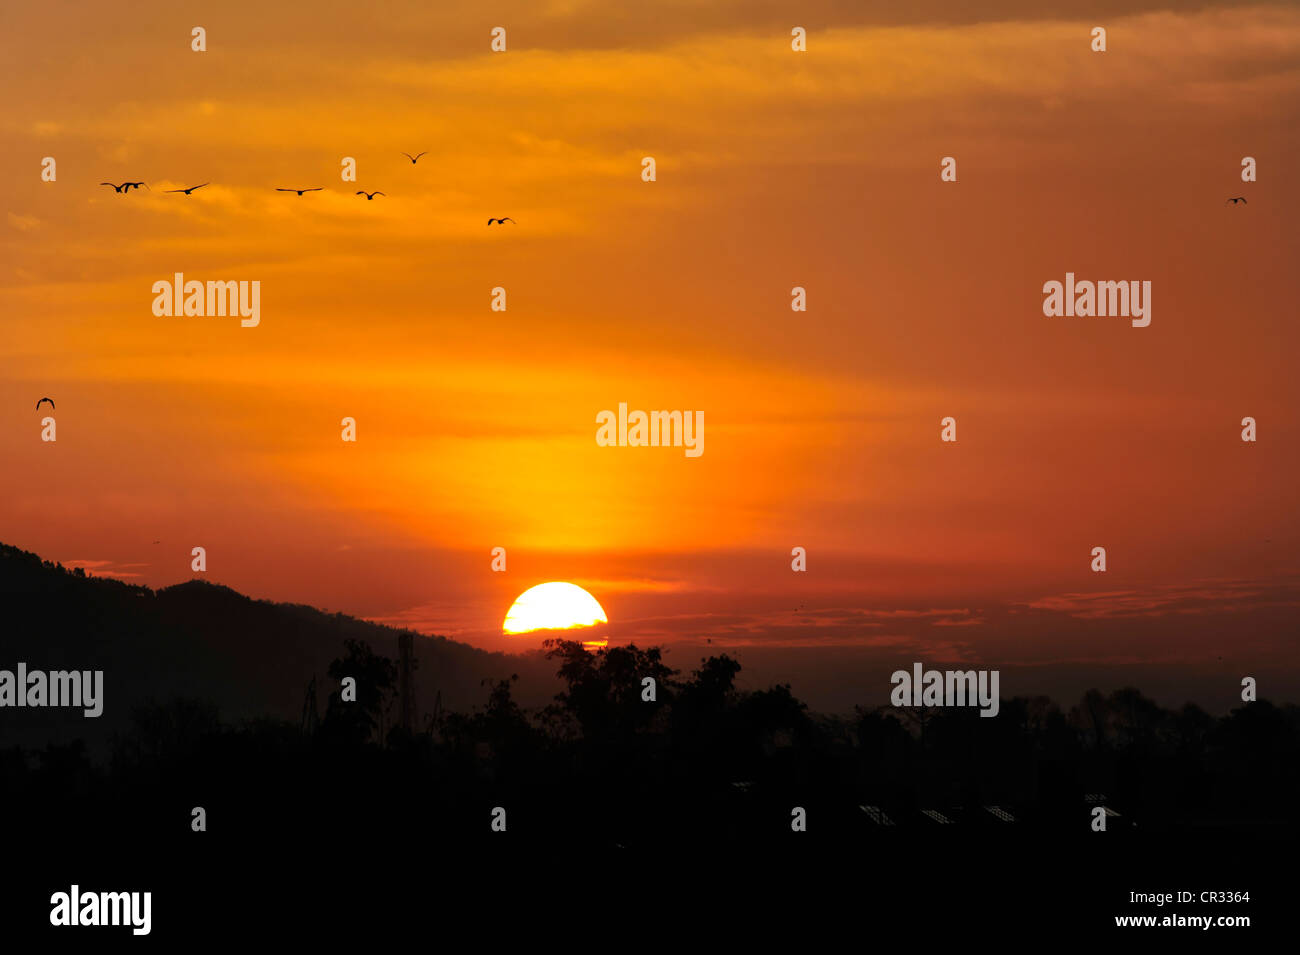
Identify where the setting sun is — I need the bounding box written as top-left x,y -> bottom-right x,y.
502,582 -> 608,635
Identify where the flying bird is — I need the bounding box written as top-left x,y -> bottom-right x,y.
35,397 -> 55,410
100,181 -> 148,193
355,191 -> 386,200
402,151 -> 427,164
1226,196 -> 1247,204
276,187 -> 323,195
165,183 -> 209,195
487,217 -> 515,225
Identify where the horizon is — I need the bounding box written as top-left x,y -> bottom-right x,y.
6,538 -> 1293,716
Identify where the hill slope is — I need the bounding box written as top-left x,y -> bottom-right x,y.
0,543 -> 556,751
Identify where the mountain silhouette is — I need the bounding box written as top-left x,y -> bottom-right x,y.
0,542 -> 553,751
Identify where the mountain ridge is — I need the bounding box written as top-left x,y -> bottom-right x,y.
0,541 -> 558,753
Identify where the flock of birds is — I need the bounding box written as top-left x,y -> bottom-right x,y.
99,151 -> 517,223
51,153 -> 520,423
104,151 -> 1248,217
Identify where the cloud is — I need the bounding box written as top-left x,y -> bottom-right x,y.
61,559 -> 148,580
1025,579 -> 1300,619
570,576 -> 698,594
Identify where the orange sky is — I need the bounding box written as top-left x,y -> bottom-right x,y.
3,1 -> 1298,680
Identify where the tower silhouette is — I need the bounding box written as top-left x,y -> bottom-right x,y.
301,675 -> 319,734
397,633 -> 417,732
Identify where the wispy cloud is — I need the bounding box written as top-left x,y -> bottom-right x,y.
61,559 -> 149,580
1025,578 -> 1300,619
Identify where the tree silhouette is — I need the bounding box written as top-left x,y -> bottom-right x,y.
322,639 -> 397,745
542,639 -> 677,741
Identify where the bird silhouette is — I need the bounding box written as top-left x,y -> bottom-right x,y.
355,191 -> 386,200
1226,196 -> 1247,204
276,187 -> 323,195
401,151 -> 427,164
100,181 -> 148,193
35,397 -> 55,410
487,217 -> 515,225
165,183 -> 209,195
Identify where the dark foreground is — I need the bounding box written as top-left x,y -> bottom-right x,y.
6,822 -> 1288,941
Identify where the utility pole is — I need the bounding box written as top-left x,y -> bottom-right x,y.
397,633 -> 416,732
301,675 -> 319,734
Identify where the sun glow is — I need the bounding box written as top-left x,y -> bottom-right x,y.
503,582 -> 608,635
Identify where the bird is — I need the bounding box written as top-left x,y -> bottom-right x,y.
1226,196 -> 1247,204
487,217 -> 515,225
276,187 -> 323,195
35,397 -> 55,410
355,190 -> 386,200
100,181 -> 148,193
165,183 -> 209,195
401,151 -> 427,164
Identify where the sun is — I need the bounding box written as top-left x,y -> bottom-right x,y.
503,582 -> 608,636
